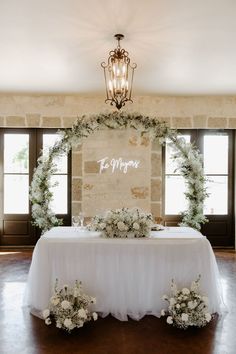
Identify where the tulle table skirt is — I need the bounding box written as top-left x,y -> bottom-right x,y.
25,227 -> 223,321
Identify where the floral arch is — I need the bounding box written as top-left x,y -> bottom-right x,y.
29,112 -> 208,233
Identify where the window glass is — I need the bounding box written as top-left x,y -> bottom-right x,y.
165,176 -> 188,215
50,175 -> 68,214
204,135 -> 228,174
4,134 -> 29,173
43,133 -> 68,214
4,175 -> 29,213
204,176 -> 228,215
165,135 -> 190,214
165,135 -> 190,174
43,134 -> 67,173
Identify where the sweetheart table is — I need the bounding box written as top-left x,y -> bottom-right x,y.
25,226 -> 222,321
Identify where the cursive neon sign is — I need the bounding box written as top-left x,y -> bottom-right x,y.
97,157 -> 140,174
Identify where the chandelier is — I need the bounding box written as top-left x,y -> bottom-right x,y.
101,34 -> 137,110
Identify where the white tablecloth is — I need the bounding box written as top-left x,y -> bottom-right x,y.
25,226 -> 223,321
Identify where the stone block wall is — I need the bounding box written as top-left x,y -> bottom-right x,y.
0,93 -> 236,222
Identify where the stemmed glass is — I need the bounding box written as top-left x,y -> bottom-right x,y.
72,216 -> 79,228
79,212 -> 85,229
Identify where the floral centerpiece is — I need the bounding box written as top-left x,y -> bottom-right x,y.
42,279 -> 97,332
88,207 -> 153,238
161,275 -> 212,329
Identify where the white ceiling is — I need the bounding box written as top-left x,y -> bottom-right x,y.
0,0 -> 236,95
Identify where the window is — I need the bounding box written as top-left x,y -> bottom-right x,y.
4,133 -> 30,214
42,134 -> 68,214
163,130 -> 234,247
0,128 -> 71,246
165,135 -> 190,215
203,134 -> 228,215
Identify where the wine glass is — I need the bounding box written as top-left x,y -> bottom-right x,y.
79,212 -> 85,228
72,215 -> 79,228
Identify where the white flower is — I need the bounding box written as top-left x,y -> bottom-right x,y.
182,288 -> 190,295
61,300 -> 71,310
45,317 -> 51,325
181,313 -> 189,322
42,309 -> 50,319
176,304 -> 180,309
169,297 -> 176,306
205,313 -> 211,322
106,225 -> 112,233
64,318 -> 73,328
92,312 -> 98,321
162,294 -> 168,301
78,308 -> 87,319
56,321 -> 62,328
170,282 -> 178,295
190,281 -> 198,292
166,316 -> 173,324
188,301 -> 197,309
50,296 -> 60,306
73,288 -> 80,297
100,223 -> 106,230
117,221 -> 126,231
161,309 -> 166,316
91,297 -> 96,304
133,222 -> 140,230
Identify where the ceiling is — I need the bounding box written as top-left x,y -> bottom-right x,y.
0,0 -> 236,95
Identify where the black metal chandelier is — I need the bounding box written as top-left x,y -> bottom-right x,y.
101,34 -> 137,110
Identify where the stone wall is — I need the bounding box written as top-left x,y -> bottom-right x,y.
0,93 -> 236,221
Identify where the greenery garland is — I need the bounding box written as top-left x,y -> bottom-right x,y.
29,111 -> 208,233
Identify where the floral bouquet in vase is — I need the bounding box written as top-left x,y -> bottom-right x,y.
88,207 -> 153,238
161,275 -> 213,329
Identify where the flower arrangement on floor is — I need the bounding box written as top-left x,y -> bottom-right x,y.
88,207 -> 153,238
161,275 -> 212,329
42,279 -> 98,332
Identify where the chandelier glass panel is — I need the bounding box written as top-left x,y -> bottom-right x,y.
101,34 -> 137,110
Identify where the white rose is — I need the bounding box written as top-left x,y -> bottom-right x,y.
78,308 -> 87,319
61,300 -> 71,310
205,313 -> 211,322
161,309 -> 166,316
188,301 -> 197,309
64,318 -> 73,328
166,316 -> 173,324
181,313 -> 189,322
117,221 -> 126,231
42,309 -> 50,319
92,312 -> 98,321
50,296 -> 60,306
45,317 -> 51,325
133,222 -> 140,230
182,288 -> 190,295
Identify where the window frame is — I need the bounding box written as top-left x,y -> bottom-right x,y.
162,129 -> 235,247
